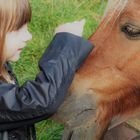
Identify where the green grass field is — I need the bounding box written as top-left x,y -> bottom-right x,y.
11,0 -> 106,139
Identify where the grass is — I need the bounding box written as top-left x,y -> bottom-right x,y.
11,0 -> 107,139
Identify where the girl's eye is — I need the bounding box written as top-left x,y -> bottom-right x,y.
121,23 -> 140,39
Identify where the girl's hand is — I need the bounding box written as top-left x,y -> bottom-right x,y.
55,19 -> 86,37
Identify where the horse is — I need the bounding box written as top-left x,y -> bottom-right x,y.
52,0 -> 140,139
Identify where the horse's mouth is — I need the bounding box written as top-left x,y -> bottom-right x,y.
52,92 -> 97,124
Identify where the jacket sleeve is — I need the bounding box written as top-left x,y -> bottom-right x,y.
0,32 -> 93,130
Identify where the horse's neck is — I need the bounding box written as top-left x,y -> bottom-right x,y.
71,51 -> 132,98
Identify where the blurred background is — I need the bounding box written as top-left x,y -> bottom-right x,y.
12,0 -> 107,139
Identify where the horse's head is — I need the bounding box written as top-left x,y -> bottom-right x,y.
69,0 -> 140,101
90,0 -> 140,85
53,1 -> 140,139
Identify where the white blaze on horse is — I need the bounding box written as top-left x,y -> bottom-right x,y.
53,0 -> 140,139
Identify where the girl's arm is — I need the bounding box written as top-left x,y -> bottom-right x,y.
0,32 -> 93,130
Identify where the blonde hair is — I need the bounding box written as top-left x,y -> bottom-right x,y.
102,0 -> 129,25
0,0 -> 31,83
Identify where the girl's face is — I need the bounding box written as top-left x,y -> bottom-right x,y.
5,24 -> 32,62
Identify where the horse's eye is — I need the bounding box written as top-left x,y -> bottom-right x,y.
121,24 -> 140,39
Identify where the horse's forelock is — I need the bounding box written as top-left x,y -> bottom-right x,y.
89,0 -> 130,48
103,0 -> 129,24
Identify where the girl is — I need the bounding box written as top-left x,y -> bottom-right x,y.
0,0 -> 93,140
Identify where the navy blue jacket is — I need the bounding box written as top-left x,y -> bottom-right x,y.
0,33 -> 93,140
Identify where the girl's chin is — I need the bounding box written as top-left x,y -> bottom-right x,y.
7,51 -> 21,62
8,55 -> 20,62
